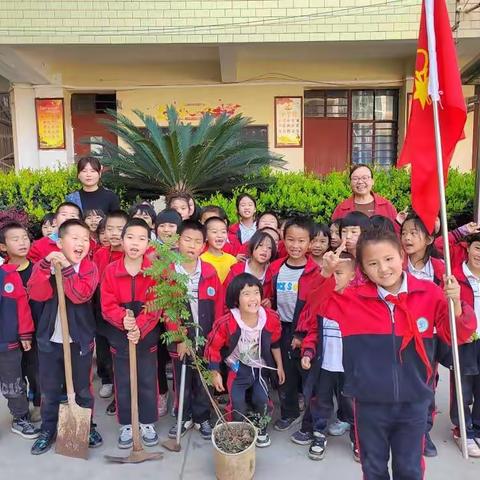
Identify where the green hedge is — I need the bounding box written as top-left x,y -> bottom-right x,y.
200,168 -> 475,228
0,167 -> 126,222
0,166 -> 474,228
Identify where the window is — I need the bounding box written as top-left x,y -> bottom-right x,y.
241,125 -> 268,148
304,89 -> 399,167
351,90 -> 398,167
305,90 -> 348,118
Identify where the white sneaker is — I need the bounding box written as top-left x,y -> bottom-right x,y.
328,419 -> 350,436
158,392 -> 168,417
454,436 -> 480,457
118,425 -> 133,449
99,384 -> 113,398
140,423 -> 159,447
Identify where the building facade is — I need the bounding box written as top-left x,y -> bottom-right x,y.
0,0 -> 479,174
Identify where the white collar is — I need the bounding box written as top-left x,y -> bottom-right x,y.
175,259 -> 201,276
463,262 -> 480,282
231,306 -> 267,331
377,273 -> 408,301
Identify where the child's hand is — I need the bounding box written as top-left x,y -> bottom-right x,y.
443,275 -> 462,316
261,298 -> 272,309
236,253 -> 247,262
46,252 -> 70,268
177,342 -> 190,360
301,356 -> 311,370
321,241 -> 349,277
277,366 -> 285,385
290,337 -> 302,350
463,222 -> 480,235
212,371 -> 225,392
127,326 -> 140,344
21,340 -> 32,351
123,310 -> 136,331
395,207 -> 409,226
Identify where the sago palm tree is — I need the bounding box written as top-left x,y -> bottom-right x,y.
93,106 -> 285,199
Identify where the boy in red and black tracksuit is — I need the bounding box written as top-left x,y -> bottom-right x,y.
449,232 -> 480,456
28,202 -> 83,263
101,218 -> 162,448
165,220 -> 224,440
27,219 -> 101,455
93,210 -> 129,409
0,222 -> 44,420
297,252 -> 357,460
263,217 -> 320,431
0,263 -> 39,439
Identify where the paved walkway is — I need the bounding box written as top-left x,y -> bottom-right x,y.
1,369 -> 479,479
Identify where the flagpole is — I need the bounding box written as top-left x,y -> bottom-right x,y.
432,99 -> 469,459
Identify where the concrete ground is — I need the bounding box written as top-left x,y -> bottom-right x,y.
1,368 -> 480,480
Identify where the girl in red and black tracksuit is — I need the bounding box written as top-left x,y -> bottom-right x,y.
0,264 -> 37,436
27,219 -> 100,454
206,273 -> 284,448
400,212 -> 447,457
223,230 -> 277,293
101,220 -> 161,446
164,220 -> 225,440
450,232 -> 480,454
308,228 -> 475,480
228,194 -> 257,255
263,217 -> 320,431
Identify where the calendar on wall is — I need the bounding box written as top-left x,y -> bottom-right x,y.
35,98 -> 66,150
274,96 -> 303,148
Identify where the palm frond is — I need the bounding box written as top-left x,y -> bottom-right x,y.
90,105 -> 286,198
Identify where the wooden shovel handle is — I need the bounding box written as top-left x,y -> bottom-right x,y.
54,263 -> 75,399
126,309 -> 142,452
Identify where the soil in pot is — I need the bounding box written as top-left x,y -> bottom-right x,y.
214,422 -> 255,454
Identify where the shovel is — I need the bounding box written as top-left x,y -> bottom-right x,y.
162,356 -> 187,452
105,310 -> 163,464
54,263 -> 92,460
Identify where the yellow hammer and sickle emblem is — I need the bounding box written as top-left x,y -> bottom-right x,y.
413,48 -> 431,110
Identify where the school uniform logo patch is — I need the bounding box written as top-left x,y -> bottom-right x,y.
416,317 -> 429,333
207,287 -> 216,297
3,282 -> 14,294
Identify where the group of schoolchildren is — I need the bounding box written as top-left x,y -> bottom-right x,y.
0,166 -> 480,480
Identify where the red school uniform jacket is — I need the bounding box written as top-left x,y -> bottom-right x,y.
434,226 -> 468,267
223,260 -> 272,296
205,307 -> 281,371
27,258 -> 98,355
0,264 -> 34,351
101,255 -> 160,342
29,235 -> 97,263
309,273 -> 475,404
93,246 -> 124,280
452,262 -> 480,375
28,236 -> 59,264
164,260 -> 224,347
331,192 -> 398,223
264,256 -> 320,336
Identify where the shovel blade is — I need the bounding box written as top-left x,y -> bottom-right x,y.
55,402 -> 92,460
105,451 -> 164,464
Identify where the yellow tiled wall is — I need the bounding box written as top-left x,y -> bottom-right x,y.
0,0 -> 478,44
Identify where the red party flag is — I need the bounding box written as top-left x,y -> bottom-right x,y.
398,0 -> 466,233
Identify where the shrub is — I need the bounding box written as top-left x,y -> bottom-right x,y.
199,168 -> 475,227
0,167 -> 126,222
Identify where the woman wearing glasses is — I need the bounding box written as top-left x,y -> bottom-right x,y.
332,164 -> 398,224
